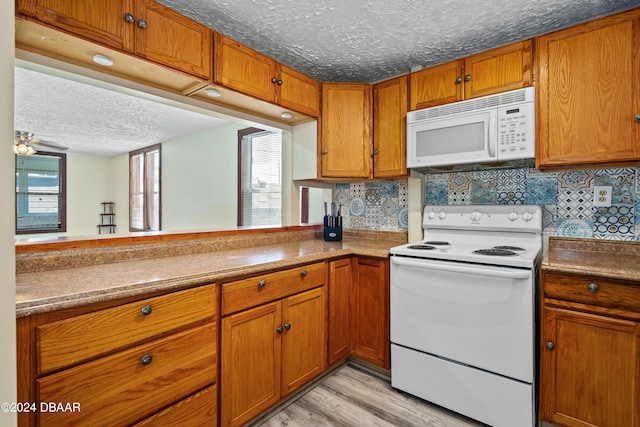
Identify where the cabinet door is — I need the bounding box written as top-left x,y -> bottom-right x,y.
328,258 -> 352,365
135,0 -> 212,80
373,75 -> 408,178
409,60 -> 463,110
214,33 -> 277,103
540,307 -> 639,427
221,302 -> 281,427
277,64 -> 320,117
463,40 -> 532,99
320,83 -> 372,178
17,0 -> 135,51
351,257 -> 390,368
536,9 -> 640,168
281,287 -> 327,396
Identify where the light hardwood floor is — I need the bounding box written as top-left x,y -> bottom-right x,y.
253,364 -> 486,427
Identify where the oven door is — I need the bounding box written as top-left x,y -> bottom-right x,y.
390,256 -> 534,382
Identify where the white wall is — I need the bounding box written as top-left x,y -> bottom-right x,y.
162,123 -> 244,231
1,0 -> 17,424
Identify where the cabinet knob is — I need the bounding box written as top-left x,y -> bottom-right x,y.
300,270 -> 308,278
276,326 -> 283,334
138,19 -> 147,29
276,79 -> 283,85
271,77 -> 277,84
455,76 -> 462,84
464,74 -> 471,82
321,149 -> 328,155
372,149 -> 379,155
284,323 -> 291,331
587,283 -> 599,293
140,354 -> 153,365
141,305 -> 153,316
635,114 -> 640,122
125,13 -> 135,23
258,279 -> 267,289
545,341 -> 555,350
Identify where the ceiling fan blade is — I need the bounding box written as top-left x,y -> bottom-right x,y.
30,139 -> 69,151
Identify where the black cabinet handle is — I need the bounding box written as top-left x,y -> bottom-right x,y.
545,341 -> 555,350
276,326 -> 283,334
138,19 -> 147,29
258,280 -> 267,289
300,270 -> 308,278
141,305 -> 152,316
284,323 -> 291,331
125,13 -> 135,23
587,283 -> 599,293
141,354 -> 153,365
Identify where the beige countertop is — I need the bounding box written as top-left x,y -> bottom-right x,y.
16,232 -> 404,318
542,236 -> 640,282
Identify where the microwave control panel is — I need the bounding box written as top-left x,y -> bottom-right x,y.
497,103 -> 535,160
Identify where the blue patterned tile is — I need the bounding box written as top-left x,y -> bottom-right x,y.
497,169 -> 526,192
526,177 -> 557,205
593,205 -> 634,237
398,208 -> 408,230
595,168 -> 635,204
447,190 -> 470,205
349,197 -> 365,216
471,170 -> 497,204
364,187 -> 381,207
426,181 -> 448,204
381,181 -> 399,198
557,219 -> 593,238
448,172 -> 471,191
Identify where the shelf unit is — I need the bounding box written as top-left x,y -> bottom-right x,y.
97,202 -> 116,234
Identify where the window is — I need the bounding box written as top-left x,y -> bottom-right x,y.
15,152 -> 66,234
238,128 -> 282,226
130,145 -> 161,231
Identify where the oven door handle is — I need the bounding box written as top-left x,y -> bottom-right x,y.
391,257 -> 531,280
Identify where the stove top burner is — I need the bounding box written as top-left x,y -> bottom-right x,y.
473,248 -> 518,256
424,241 -> 451,246
407,244 -> 437,250
493,245 -> 525,252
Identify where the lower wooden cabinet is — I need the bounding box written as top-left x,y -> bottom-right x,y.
220,286 -> 327,426
17,284 -> 218,427
328,258 -> 353,365
540,272 -> 640,427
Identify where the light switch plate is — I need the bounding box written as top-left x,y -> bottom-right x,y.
593,185 -> 612,207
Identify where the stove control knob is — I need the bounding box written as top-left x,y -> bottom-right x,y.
508,211 -> 518,222
470,210 -> 482,222
427,211 -> 437,220
437,211 -> 447,220
522,211 -> 533,222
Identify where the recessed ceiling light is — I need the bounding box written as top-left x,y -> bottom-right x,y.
93,54 -> 114,67
280,112 -> 293,119
205,88 -> 221,98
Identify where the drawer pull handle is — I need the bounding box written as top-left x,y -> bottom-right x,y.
284,322 -> 291,331
276,326 -> 283,334
300,270 -> 308,278
587,283 -> 599,293
258,280 -> 267,289
545,341 -> 555,350
141,305 -> 153,316
141,354 -> 153,366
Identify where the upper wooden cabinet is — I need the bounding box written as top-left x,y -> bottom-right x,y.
320,82 -> 373,178
409,40 -> 533,110
214,34 -> 320,117
536,9 -> 640,169
17,0 -> 212,80
373,75 -> 408,178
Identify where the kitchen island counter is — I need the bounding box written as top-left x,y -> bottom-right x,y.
16,228 -> 405,317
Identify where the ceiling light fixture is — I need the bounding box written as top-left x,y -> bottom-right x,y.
280,112 -> 293,119
93,54 -> 114,67
205,88 -> 221,98
14,142 -> 36,155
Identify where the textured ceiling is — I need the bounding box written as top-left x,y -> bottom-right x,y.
160,0 -> 640,83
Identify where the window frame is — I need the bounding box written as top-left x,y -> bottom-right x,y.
129,144 -> 162,232
15,151 -> 67,235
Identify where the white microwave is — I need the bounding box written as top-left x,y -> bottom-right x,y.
407,87 -> 535,169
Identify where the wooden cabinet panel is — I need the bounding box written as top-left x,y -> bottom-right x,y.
37,284 -> 216,375
536,9 -> 640,168
277,64 -> 320,117
351,257 -> 389,368
373,75 -> 408,178
214,33 -> 277,102
132,385 -> 217,427
409,60 -> 463,110
463,39 -> 532,99
37,322 -> 217,426
540,307 -> 639,427
17,0 -> 135,51
281,287 -> 327,395
328,258 -> 352,365
321,83 -> 373,178
137,0 -> 212,80
221,302 -> 281,427
221,262 -> 326,316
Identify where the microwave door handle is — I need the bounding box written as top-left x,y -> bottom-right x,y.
487,111 -> 497,158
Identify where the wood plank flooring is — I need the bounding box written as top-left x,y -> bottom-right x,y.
253,364 -> 486,427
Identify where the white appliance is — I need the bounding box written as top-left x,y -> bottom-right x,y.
406,87 -> 535,170
390,204 -> 542,427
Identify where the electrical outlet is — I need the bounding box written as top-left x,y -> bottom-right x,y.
593,185 -> 612,207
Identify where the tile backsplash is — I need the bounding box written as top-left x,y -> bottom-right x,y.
335,167 -> 640,240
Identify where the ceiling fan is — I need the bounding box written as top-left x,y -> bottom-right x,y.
14,130 -> 68,155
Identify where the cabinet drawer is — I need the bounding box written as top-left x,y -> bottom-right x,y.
37,284 -> 216,374
544,273 -> 640,312
133,384 -> 217,427
37,322 -> 217,427
222,262 -> 326,316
